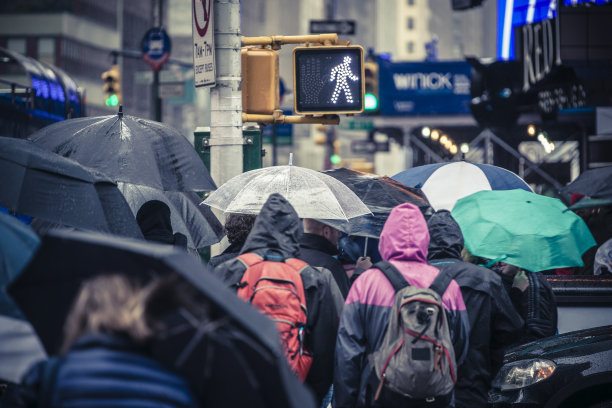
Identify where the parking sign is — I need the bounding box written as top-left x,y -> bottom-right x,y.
192,0 -> 216,87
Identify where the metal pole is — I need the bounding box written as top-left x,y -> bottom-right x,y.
210,0 -> 243,186
272,124 -> 278,165
152,0 -> 162,121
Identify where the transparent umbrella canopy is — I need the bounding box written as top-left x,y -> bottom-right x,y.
203,160 -> 371,221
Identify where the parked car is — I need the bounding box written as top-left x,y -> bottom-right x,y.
489,325 -> 612,408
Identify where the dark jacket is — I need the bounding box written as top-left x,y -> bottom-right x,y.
8,334 -> 197,408
333,203 -> 470,408
500,271 -> 558,344
212,194 -> 339,405
208,241 -> 243,268
427,210 -> 525,408
299,232 -> 351,298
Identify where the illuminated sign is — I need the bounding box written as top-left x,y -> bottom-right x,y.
293,45 -> 364,114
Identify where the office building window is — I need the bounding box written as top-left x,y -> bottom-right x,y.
407,0 -> 415,5
407,17 -> 414,30
407,41 -> 414,54
6,38 -> 26,55
38,38 -> 56,66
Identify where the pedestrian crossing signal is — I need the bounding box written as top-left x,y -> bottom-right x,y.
101,64 -> 121,107
293,45 -> 364,115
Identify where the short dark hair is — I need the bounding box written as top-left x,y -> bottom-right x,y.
225,213 -> 257,245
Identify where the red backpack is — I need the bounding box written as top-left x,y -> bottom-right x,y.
236,252 -> 313,381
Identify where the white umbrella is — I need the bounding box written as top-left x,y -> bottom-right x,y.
203,159 -> 371,221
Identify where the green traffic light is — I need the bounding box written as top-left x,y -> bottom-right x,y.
105,94 -> 119,107
365,93 -> 378,110
330,154 -> 342,165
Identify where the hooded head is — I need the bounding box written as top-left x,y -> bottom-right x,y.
136,200 -> 187,247
427,210 -> 464,261
378,202 -> 429,263
240,193 -> 302,259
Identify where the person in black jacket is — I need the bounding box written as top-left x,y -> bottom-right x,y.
299,219 -> 350,298
136,200 -> 188,248
427,210 -> 525,408
208,213 -> 256,268
498,262 -> 558,343
212,194 -> 339,406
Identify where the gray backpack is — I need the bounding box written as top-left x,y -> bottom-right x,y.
369,261 -> 456,403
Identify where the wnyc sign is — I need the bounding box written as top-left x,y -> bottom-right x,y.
378,60 -> 471,115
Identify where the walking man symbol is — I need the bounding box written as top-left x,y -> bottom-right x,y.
329,56 -> 358,104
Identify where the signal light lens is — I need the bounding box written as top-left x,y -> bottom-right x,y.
330,154 -> 342,165
365,93 -> 378,110
105,94 -> 119,107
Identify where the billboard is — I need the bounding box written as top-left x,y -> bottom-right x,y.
378,60 -> 471,115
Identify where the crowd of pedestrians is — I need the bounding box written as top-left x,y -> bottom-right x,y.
11,182 -> 607,408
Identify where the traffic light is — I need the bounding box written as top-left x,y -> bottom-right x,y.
241,47 -> 279,114
293,45 -> 364,115
101,64 -> 121,107
363,60 -> 379,114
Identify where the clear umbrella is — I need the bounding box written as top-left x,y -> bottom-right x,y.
203,155 -> 371,221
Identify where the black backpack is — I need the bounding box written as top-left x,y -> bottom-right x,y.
368,261 -> 456,405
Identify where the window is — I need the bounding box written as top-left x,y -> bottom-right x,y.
6,38 -> 26,55
407,17 -> 414,30
407,41 -> 414,54
407,0 -> 415,5
38,38 -> 55,66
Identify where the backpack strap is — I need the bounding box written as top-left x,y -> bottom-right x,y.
237,252 -> 264,268
429,268 -> 453,298
285,258 -> 310,274
38,356 -> 62,408
373,261 -> 409,293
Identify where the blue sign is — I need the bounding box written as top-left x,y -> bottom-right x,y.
497,0 -> 557,60
141,28 -> 171,72
378,60 -> 471,115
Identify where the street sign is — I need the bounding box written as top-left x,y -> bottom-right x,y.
141,28 -> 171,72
339,118 -> 374,131
159,83 -> 185,99
192,0 -> 216,87
351,139 -> 388,154
309,20 -> 356,35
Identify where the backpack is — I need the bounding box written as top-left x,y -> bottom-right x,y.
236,252 -> 313,381
369,261 -> 456,404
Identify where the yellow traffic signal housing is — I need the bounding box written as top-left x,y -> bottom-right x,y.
293,45 -> 364,115
364,60 -> 379,112
241,47 -> 279,115
101,64 -> 121,106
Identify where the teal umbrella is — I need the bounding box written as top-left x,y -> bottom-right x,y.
451,189 -> 596,272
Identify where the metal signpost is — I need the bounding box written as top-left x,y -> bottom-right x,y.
141,27 -> 171,121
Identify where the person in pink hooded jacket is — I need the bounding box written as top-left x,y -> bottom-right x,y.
333,203 -> 469,408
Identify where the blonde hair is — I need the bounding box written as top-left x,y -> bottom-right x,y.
61,274 -> 154,354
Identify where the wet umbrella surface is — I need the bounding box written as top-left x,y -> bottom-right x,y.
28,107 -> 216,192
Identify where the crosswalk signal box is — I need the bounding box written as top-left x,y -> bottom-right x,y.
293,45 -> 364,115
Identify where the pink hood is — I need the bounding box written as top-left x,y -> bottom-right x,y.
379,202 -> 429,263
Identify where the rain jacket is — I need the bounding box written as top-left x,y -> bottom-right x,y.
334,203 -> 469,408
427,210 -> 525,408
8,334 -> 197,408
500,271 -> 558,344
299,232 -> 351,298
212,194 -> 339,405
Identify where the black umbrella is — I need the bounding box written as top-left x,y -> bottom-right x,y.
7,229 -> 315,408
28,107 -> 216,192
320,167 -> 433,238
562,165 -> 612,199
0,136 -> 142,238
118,182 -> 224,249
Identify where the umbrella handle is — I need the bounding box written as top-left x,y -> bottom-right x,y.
364,236 -> 368,258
